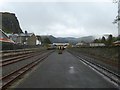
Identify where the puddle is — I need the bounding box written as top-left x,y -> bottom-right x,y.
69,66 -> 75,74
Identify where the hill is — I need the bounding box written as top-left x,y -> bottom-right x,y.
1,12 -> 23,33
77,36 -> 95,43
40,35 -> 95,44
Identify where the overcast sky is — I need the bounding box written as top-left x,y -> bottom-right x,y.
0,0 -> 118,38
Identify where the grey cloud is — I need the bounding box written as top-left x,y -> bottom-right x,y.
0,2 -> 118,37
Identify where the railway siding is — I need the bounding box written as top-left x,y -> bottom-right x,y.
1,50 -> 54,89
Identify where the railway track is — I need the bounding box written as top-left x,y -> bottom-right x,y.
1,48 -> 43,60
68,50 -> 120,88
1,51 -> 33,60
0,50 -> 54,89
2,50 -> 49,78
0,50 -> 47,66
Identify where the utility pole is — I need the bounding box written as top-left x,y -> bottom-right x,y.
117,0 -> 120,36
113,0 -> 120,37
113,1 -> 120,75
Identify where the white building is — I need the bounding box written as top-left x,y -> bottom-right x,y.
53,43 -> 70,48
36,39 -> 41,45
76,42 -> 88,47
53,43 -> 69,46
76,43 -> 84,46
90,43 -> 105,47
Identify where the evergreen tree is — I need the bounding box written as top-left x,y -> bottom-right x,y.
117,35 -> 120,40
106,34 -> 113,46
43,37 -> 51,45
101,36 -> 106,44
93,39 -> 100,43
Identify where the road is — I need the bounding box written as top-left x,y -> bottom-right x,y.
15,50 -> 116,88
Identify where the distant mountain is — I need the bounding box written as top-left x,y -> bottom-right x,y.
77,36 -> 95,43
40,35 -> 95,44
57,36 -> 95,44
1,12 -> 23,34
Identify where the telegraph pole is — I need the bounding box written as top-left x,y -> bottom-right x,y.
113,0 -> 120,76
113,0 -> 120,37
118,0 -> 120,36
118,0 -> 120,77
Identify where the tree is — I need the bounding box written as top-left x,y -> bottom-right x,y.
117,35 -> 120,40
106,34 -> 113,46
43,37 -> 51,45
93,39 -> 100,43
112,37 -> 117,42
101,36 -> 106,44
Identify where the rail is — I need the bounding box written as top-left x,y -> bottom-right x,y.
0,50 -> 47,66
1,50 -> 54,89
68,50 -> 120,88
